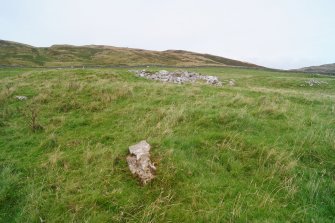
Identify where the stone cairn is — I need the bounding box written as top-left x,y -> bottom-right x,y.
131,70 -> 223,86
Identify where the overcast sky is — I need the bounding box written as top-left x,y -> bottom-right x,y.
1,0 -> 334,69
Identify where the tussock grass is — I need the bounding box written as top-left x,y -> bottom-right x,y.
0,67 -> 334,222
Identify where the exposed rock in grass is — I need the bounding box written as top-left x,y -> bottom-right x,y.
302,79 -> 328,86
228,79 -> 236,86
131,70 -> 222,86
126,140 -> 156,184
15,95 -> 27,100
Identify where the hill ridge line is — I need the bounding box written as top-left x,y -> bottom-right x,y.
0,39 -> 261,68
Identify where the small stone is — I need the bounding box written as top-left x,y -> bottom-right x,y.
15,96 -> 27,100
228,79 -> 236,86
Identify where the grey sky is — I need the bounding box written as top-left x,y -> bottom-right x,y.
1,0 -> 334,69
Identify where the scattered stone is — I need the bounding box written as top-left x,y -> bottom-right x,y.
131,70 -> 222,86
302,79 -> 328,87
126,140 -> 156,184
15,96 -> 27,100
228,79 -> 236,86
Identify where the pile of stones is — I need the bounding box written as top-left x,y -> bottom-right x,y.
303,79 -> 328,87
131,70 -> 222,86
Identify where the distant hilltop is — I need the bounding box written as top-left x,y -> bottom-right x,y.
294,63 -> 335,74
0,40 -> 261,68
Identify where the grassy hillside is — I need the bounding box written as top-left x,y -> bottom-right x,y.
0,67 -> 334,222
0,40 -> 260,68
295,63 -> 335,74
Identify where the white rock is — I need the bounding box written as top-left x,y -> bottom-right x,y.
15,96 -> 27,100
126,140 -> 156,184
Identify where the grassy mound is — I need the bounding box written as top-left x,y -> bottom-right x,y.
0,67 -> 334,222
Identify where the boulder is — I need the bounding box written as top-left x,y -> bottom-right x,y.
126,140 -> 156,184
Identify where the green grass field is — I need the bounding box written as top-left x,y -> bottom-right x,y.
0,67 -> 334,222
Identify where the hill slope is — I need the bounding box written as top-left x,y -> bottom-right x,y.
295,63 -> 335,74
0,40 -> 260,68
0,67 -> 334,222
